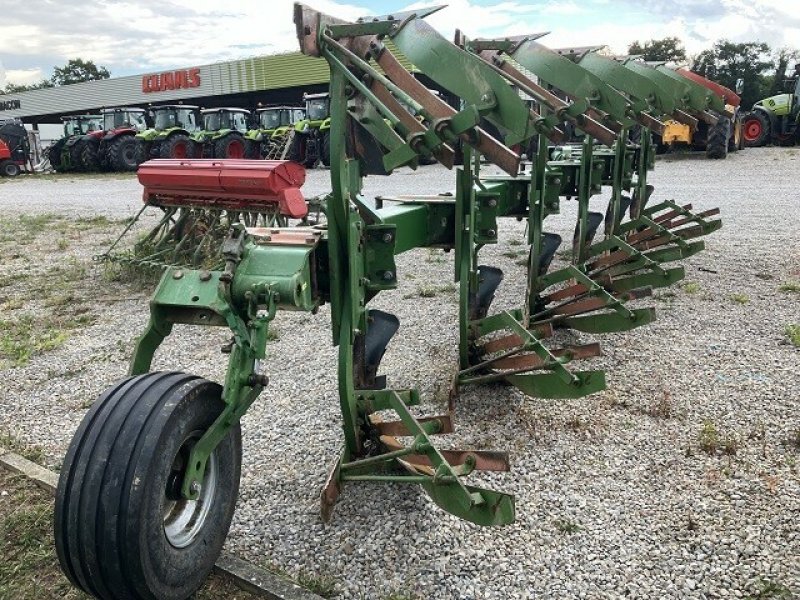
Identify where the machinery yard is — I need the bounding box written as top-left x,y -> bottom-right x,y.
0,146 -> 798,599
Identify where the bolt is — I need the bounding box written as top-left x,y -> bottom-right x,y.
480,93 -> 492,104
487,229 -> 496,237
248,373 -> 270,387
199,270 -> 212,282
382,270 -> 394,281
190,481 -> 201,496
172,270 -> 184,280
487,198 -> 497,208
382,232 -> 393,243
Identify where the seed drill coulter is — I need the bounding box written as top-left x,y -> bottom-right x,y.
58,5 -> 721,599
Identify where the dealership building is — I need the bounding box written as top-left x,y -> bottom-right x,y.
0,49 -> 419,132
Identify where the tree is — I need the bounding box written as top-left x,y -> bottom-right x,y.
691,41 -> 772,108
628,37 -> 687,64
1,80 -> 53,94
767,48 -> 799,96
51,58 -> 110,86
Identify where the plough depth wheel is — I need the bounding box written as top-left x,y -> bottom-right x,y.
55,372 -> 242,600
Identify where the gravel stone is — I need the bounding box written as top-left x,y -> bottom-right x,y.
0,147 -> 798,599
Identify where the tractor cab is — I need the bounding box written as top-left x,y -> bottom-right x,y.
201,108 -> 250,134
62,115 -> 102,138
304,93 -> 330,123
151,105 -> 201,133
256,106 -> 306,132
102,108 -> 149,133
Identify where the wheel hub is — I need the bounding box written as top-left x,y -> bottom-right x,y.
163,439 -> 218,549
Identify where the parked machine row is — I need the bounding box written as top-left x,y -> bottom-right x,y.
46,94 -> 333,174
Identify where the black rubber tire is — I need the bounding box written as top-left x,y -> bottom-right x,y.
68,140 -> 86,171
161,134 -> 195,159
743,111 -> 770,147
321,131 -> 331,167
48,140 -> 66,172
213,134 -> 247,159
55,372 -> 242,600
107,135 -> 140,171
1,159 -> 20,177
244,139 -> 262,159
79,139 -> 102,171
286,133 -> 307,164
706,116 -> 730,159
134,140 -> 153,165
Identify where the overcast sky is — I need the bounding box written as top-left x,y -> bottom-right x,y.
1,0 -> 798,87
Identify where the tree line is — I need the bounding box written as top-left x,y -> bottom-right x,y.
628,37 -> 798,108
1,58 -> 110,94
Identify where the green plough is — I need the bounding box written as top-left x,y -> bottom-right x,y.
56,5 -> 721,599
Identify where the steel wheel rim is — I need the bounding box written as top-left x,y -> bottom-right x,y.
174,142 -> 188,158
228,140 -> 244,158
163,442 -> 218,549
744,120 -> 761,141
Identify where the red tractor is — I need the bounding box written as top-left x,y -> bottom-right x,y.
0,119 -> 30,177
76,108 -> 149,172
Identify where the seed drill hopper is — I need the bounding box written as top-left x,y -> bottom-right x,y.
60,5 -> 721,599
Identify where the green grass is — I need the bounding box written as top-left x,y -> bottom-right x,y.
747,578 -> 795,599
682,281 -> 701,294
784,324 -> 800,347
0,313 -> 95,368
0,431 -> 46,465
297,571 -> 338,598
730,293 -> 750,305
554,518 -> 582,534
779,281 -> 800,293
415,282 -> 457,298
698,420 -> 719,455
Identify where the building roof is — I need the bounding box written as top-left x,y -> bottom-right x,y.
0,44 -> 416,121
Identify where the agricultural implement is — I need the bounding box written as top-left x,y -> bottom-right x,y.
58,5 -> 722,599
135,104 -> 202,163
0,119 -> 30,177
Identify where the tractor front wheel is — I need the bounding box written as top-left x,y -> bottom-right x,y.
0,159 -> 20,177
79,140 -> 102,171
134,140 -> 153,165
742,112 -> 769,147
161,134 -> 195,159
48,140 -> 66,172
55,372 -> 242,600
321,131 -> 331,167
214,134 -> 246,159
107,135 -> 140,171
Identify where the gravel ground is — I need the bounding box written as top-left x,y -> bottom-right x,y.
0,147 -> 798,599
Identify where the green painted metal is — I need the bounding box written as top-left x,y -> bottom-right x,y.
105,4 -> 724,531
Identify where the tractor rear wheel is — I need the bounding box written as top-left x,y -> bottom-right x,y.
0,159 -> 20,177
68,142 -> 85,171
214,134 -> 246,159
107,135 -> 140,171
161,134 -> 195,159
706,116 -> 730,159
287,134 -> 307,164
79,140 -> 102,171
743,112 -> 769,147
244,139 -> 262,159
55,372 -> 242,600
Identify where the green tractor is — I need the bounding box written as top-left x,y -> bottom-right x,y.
191,108 -> 251,159
244,105 -> 306,158
135,104 -> 202,163
48,114 -> 102,172
287,92 -> 331,167
743,73 -> 800,147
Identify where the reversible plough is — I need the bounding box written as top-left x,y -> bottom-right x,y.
58,5 -> 721,599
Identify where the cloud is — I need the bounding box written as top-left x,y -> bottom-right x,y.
1,0 -> 797,85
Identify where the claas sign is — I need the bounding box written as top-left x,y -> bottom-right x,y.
142,68 -> 201,93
